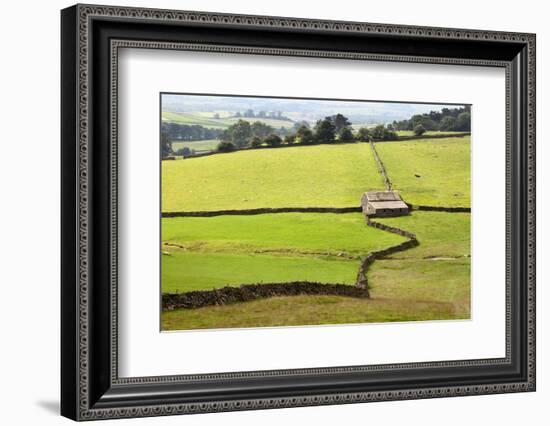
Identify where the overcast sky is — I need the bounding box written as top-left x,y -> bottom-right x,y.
162,93 -> 467,124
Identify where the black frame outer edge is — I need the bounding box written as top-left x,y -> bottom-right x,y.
61,4 -> 78,421
61,4 -> 534,421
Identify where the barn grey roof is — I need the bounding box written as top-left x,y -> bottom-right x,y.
368,200 -> 408,209
363,191 -> 403,202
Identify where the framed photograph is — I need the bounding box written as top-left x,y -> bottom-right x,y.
61,4 -> 536,421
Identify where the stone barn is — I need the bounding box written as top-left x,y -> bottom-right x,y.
361,191 -> 409,217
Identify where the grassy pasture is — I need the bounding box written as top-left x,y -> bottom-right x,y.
374,136 -> 470,207
161,213 -> 406,293
161,258 -> 470,329
375,211 -> 470,259
162,213 -> 403,257
172,139 -> 219,153
162,143 -> 383,212
162,111 -> 229,129
161,211 -> 471,329
162,253 -> 359,293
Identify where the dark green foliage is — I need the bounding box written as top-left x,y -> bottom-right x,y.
356,127 -> 371,141
220,119 -> 252,148
161,122 -> 222,141
217,141 -> 236,152
439,116 -> 457,131
249,136 -> 263,148
296,125 -> 315,144
330,113 -> 352,133
284,134 -> 296,145
314,118 -> 336,143
251,121 -> 274,138
339,127 -> 355,142
370,124 -> 398,141
174,146 -> 195,157
455,112 -> 471,131
413,124 -> 426,136
392,105 -> 471,132
161,131 -> 172,158
293,120 -> 310,131
264,134 -> 283,147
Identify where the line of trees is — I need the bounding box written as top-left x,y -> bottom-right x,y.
161,122 -> 223,141
391,105 -> 471,132
216,114 -> 399,152
234,109 -> 291,121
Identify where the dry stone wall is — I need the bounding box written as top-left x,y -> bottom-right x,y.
162,282 -> 370,310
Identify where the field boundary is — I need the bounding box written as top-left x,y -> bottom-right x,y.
369,140 -> 392,191
162,282 -> 370,310
410,205 -> 471,213
162,206 -> 362,217
388,132 -> 471,142
355,217 -> 419,288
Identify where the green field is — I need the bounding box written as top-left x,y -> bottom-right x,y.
172,139 -> 219,153
375,136 -> 470,207
162,211 -> 470,329
162,111 -> 295,129
375,211 -> 470,259
160,132 -> 471,330
162,143 -> 383,212
161,213 -> 406,293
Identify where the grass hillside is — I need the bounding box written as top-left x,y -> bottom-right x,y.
162,111 -> 295,129
162,143 -> 383,212
171,139 -> 219,153
162,210 -> 471,329
161,213 -> 406,293
374,136 -> 470,207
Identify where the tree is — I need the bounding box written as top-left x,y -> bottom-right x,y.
413,124 -> 426,136
293,121 -> 310,131
251,121 -> 274,138
284,134 -> 296,145
244,109 -> 255,118
356,127 -> 371,141
296,125 -> 315,144
370,124 -> 398,141
217,141 -> 236,152
213,113 -> 220,119
314,118 -> 336,143
330,113 -> 352,133
455,112 -> 471,131
439,116 -> 457,131
264,134 -> 282,147
161,131 -> 172,158
174,146 -> 195,157
249,136 -> 263,148
222,119 -> 252,148
339,127 -> 355,142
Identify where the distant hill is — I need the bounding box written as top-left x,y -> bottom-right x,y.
162,111 -> 295,130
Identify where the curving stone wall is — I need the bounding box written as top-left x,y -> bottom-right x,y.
355,217 -> 419,289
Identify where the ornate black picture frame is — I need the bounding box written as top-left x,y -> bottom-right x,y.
61,4 -> 535,421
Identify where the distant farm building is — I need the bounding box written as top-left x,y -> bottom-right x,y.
361,191 -> 409,217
